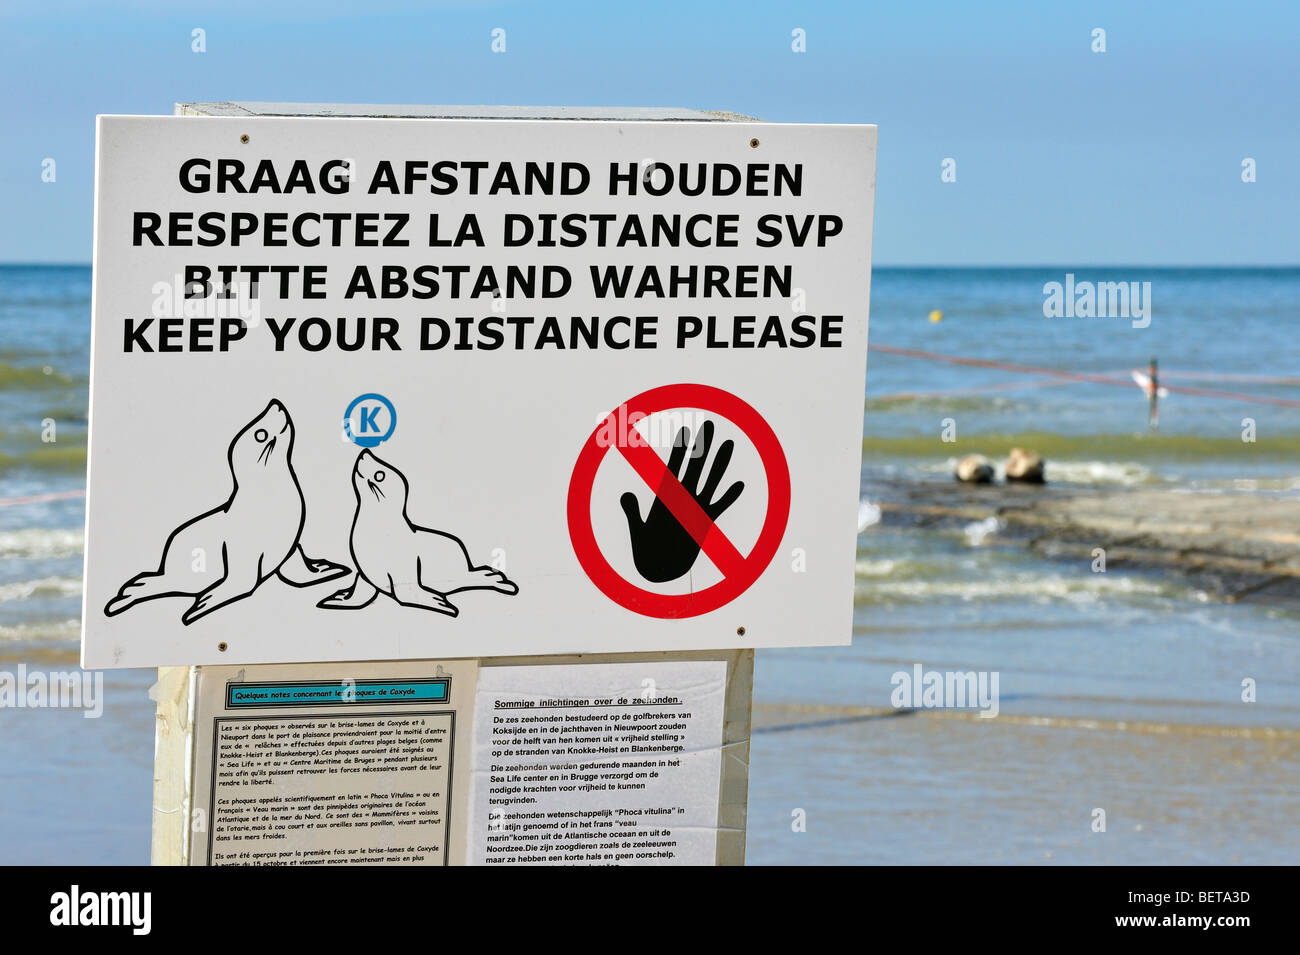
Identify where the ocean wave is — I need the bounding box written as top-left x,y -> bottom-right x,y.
857,500 -> 882,531
963,516 -> 1003,545
1197,476 -> 1300,493
861,431 -> 1300,461
0,575 -> 83,603
854,557 -> 948,578
0,528 -> 84,559
855,558 -> 900,577
855,570 -> 1186,604
1043,460 -> 1157,486
0,618 -> 80,644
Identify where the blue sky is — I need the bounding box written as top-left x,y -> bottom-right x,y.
1,0 -> 1295,265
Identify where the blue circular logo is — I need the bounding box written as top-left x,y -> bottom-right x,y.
343,393 -> 397,448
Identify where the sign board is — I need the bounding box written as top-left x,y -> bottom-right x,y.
83,114 -> 876,668
164,649 -> 750,866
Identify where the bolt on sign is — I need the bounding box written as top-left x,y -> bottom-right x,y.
82,112 -> 877,668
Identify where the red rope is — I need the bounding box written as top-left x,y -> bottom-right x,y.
868,345 -> 1300,408
0,489 -> 86,508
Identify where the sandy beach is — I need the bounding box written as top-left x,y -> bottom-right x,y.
748,702 -> 1300,864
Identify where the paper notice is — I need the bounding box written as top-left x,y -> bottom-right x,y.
190,661 -> 477,866
467,660 -> 727,865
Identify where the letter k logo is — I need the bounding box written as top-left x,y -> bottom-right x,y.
359,405 -> 381,433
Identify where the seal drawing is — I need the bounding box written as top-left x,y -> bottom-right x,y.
103,399 -> 350,625
318,449 -> 518,616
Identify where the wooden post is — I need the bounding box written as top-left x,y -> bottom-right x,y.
149,666 -> 194,865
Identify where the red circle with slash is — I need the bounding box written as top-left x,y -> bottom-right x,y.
567,383 -> 791,618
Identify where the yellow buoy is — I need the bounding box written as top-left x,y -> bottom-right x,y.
929,309 -> 943,323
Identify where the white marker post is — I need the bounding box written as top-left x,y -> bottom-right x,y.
85,103 -> 877,866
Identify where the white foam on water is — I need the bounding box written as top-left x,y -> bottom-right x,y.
1200,476 -> 1300,493
0,618 -> 80,643
963,516 -> 1003,546
0,528 -> 84,559
1046,460 -> 1155,486
857,500 -> 882,531
857,571 -> 1180,604
0,575 -> 83,603
854,558 -> 898,577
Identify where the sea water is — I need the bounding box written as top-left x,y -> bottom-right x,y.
0,265 -> 1296,864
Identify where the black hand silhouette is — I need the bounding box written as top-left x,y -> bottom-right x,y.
620,420 -> 745,583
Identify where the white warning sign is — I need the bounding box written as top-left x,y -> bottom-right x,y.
82,115 -> 876,667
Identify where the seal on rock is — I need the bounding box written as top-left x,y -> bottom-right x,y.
1005,447 -> 1046,484
104,399 -> 350,625
318,450 -> 518,616
955,454 -> 995,484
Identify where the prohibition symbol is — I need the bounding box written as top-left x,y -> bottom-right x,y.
567,383 -> 790,618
